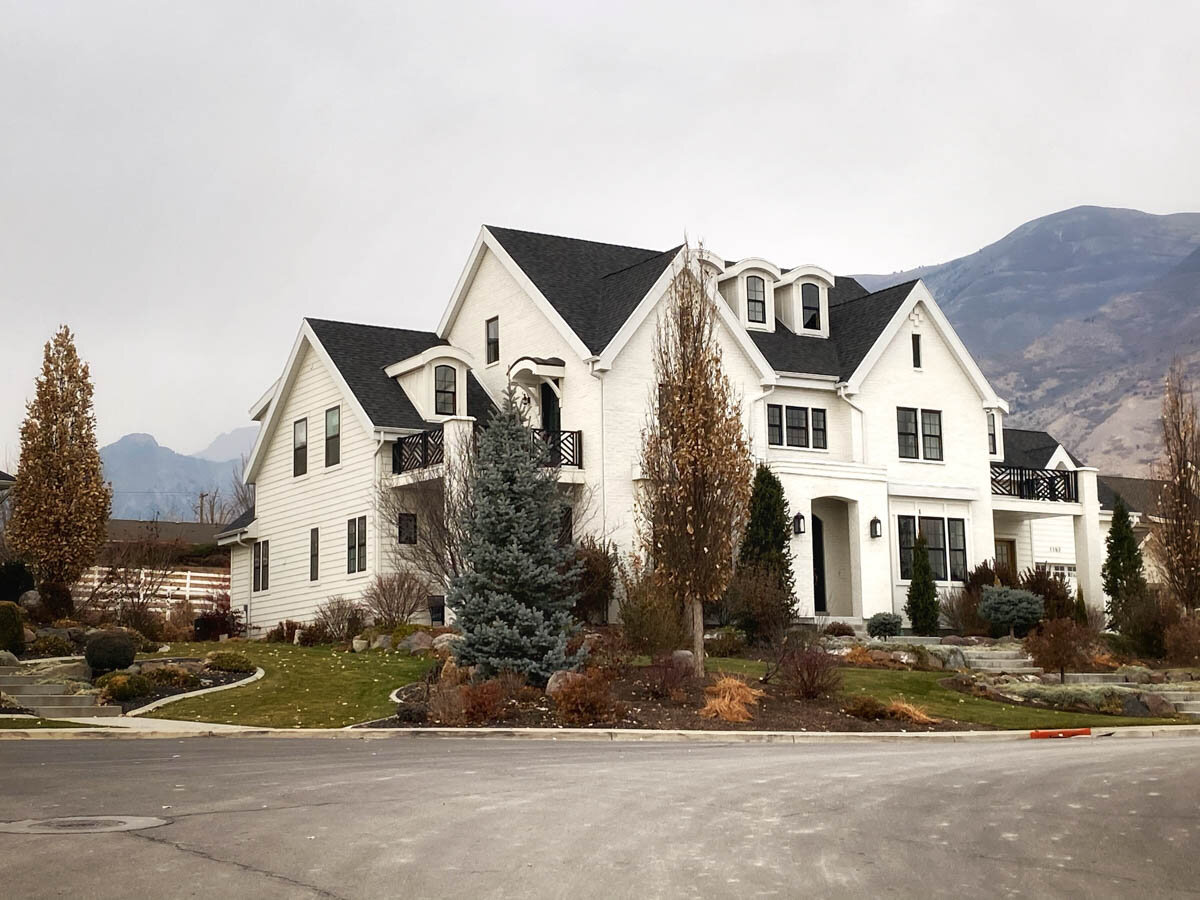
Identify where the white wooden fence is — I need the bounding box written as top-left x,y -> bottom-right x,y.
73,566 -> 230,613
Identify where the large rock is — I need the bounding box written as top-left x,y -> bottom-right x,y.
23,628 -> 35,645
1117,665 -> 1153,684
371,634 -> 393,651
671,650 -> 694,670
546,669 -> 583,697
399,631 -> 434,654
0,650 -> 19,667
351,638 -> 369,653
939,635 -> 971,646
1140,692 -> 1175,717
17,590 -> 40,616
432,632 -> 462,653
1121,695 -> 1151,717
29,660 -> 91,682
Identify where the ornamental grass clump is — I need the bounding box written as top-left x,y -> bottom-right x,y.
700,675 -> 764,723
885,699 -> 939,725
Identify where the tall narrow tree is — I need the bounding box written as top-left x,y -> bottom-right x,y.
637,245 -> 753,676
739,464 -> 795,595
8,327 -> 110,618
905,534 -> 940,635
1101,496 -> 1146,626
1151,360 -> 1200,612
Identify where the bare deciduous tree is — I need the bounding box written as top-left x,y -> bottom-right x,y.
81,521 -> 182,634
362,571 -> 430,628
227,453 -> 255,519
636,244 -> 753,676
1151,360 -> 1200,612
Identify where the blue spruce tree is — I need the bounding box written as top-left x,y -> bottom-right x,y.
449,387 -> 581,684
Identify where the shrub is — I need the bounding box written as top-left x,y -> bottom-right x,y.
0,601 -> 24,656
85,630 -> 135,673
779,646 -> 842,699
706,626 -> 747,658
0,560 -> 34,605
823,621 -> 856,637
843,645 -> 874,667
843,694 -> 887,719
617,558 -> 687,657
167,600 -> 196,641
581,629 -> 632,676
644,653 -> 690,700
700,675 -> 764,723
427,682 -> 466,725
314,596 -> 366,643
144,665 -> 200,689
28,634 -> 74,657
979,587 -> 1043,637
1020,564 -> 1074,620
393,702 -> 428,724
1165,614 -> 1200,666
363,572 -> 429,629
1113,582 -> 1180,659
194,607 -> 244,642
265,620 -> 303,644
553,668 -> 620,726
460,679 -> 506,725
724,563 -> 795,648
205,651 -> 255,673
119,627 -> 161,653
38,583 -> 75,623
297,622 -> 332,646
1024,618 -> 1093,680
866,612 -> 902,641
940,588 -> 985,637
96,672 -> 153,702
572,537 -> 616,624
904,535 -> 941,635
885,699 -> 939,725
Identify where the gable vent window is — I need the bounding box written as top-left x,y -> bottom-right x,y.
434,365 -> 456,416
485,317 -> 500,365
325,406 -> 340,467
912,333 -> 922,369
746,276 -> 766,324
293,419 -> 307,477
801,283 -> 821,330
347,515 -> 367,574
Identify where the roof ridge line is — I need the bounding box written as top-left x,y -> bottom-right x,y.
829,278 -> 919,309
305,316 -> 442,338
486,224 -> 662,257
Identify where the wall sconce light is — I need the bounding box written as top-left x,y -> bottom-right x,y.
870,517 -> 883,539
792,513 -> 806,536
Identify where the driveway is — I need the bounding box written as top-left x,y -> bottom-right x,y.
2,736 -> 1198,898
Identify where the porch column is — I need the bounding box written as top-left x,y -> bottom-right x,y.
846,501 -> 864,618
1072,467 -> 1104,609
787,494 -> 814,618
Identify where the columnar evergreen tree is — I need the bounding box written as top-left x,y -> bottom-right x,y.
904,535 -> 940,635
638,245 -> 753,676
739,464 -> 795,595
9,326 -> 111,618
1102,496 -> 1147,626
449,387 -> 580,684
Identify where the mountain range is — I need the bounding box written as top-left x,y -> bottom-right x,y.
858,206 -> 1200,475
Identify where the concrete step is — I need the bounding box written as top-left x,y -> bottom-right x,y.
1063,673 -> 1132,684
987,667 -> 1044,676
0,675 -> 37,686
963,650 -> 1028,660
29,704 -> 122,719
898,636 -> 944,646
1174,701 -> 1200,713
22,693 -> 99,708
0,666 -> 25,675
968,658 -> 1036,669
0,683 -> 69,696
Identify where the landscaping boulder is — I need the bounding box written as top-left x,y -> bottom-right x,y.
29,659 -> 91,682
671,649 -> 694,670
0,650 -> 18,667
939,635 -> 970,646
371,634 -> 393,651
352,638 -> 369,653
546,669 -> 583,697
23,628 -> 35,645
868,649 -> 891,664
18,590 -> 40,617
432,632 -> 461,653
1140,693 -> 1175,717
399,631 -> 434,655
1117,665 -> 1152,684
0,690 -> 29,711
1121,695 -> 1151,717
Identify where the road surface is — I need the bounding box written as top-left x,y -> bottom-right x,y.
2,736 -> 1198,898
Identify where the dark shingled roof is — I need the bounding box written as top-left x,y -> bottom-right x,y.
215,506 -> 256,538
748,280 -> 918,378
306,318 -> 494,430
1000,428 -> 1083,469
0,469 -> 13,484
487,226 -> 680,354
1098,475 -> 1165,515
107,518 -> 224,545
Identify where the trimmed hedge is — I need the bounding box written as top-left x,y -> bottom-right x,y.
85,631 -> 136,673
866,612 -> 902,640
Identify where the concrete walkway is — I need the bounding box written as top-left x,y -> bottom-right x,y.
54,715 -> 257,733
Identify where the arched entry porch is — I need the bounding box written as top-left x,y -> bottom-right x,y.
810,496 -> 858,618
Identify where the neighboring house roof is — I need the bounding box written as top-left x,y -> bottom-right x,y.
107,519 -> 223,545
747,280 -> 918,378
1000,427 -> 1083,469
214,507 -> 256,539
1098,475 -> 1166,516
306,318 -> 494,431
0,469 -> 13,488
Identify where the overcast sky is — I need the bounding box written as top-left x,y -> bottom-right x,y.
2,0 -> 1198,463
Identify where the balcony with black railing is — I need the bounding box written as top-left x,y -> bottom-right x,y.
990,463 -> 1078,503
392,427 -> 582,475
531,428 -> 582,468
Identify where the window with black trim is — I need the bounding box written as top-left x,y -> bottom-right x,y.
434,365 -> 456,416
897,407 -> 919,459
325,406 -> 340,467
253,540 -> 270,592
746,275 -> 766,323
347,515 -> 367,573
912,333 -> 922,368
922,410 -> 943,461
801,283 -> 821,330
785,406 -> 809,447
398,513 -> 417,545
766,404 -> 783,446
428,596 -> 446,626
897,515 -> 916,579
919,516 -> 948,581
811,408 -> 827,449
485,317 -> 499,365
293,419 -> 307,477
309,528 -> 319,581
948,518 -> 967,581
987,412 -> 997,455
558,506 -> 573,547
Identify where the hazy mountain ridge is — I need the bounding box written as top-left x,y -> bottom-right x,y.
101,432 -> 247,521
858,206 -> 1200,475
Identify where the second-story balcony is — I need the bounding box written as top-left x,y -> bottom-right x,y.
392,427 -> 582,475
990,463 -> 1078,503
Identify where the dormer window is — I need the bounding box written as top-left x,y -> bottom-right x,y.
801,283 -> 821,331
434,365 -> 456,415
746,276 -> 766,324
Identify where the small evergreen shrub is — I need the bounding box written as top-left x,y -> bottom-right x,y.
866,612 -> 902,640
144,665 -> 200,689
28,634 -> 74,658
553,668 -> 620,726
705,626 -> 747,657
822,621 -> 856,637
85,630 -> 135,673
904,535 -> 941,635
95,672 -> 153,702
205,651 -> 255,673
979,587 -> 1043,637
779,646 -> 842,699
0,601 -> 24,656
297,622 -> 332,646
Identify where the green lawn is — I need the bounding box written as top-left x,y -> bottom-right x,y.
706,658 -> 1182,730
0,717 -> 101,729
139,642 -> 434,728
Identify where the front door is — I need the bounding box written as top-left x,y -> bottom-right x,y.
812,514 -> 827,614
994,539 -> 1017,575
540,382 -> 561,464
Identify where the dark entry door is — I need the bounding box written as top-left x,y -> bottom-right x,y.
540,382 -> 561,464
812,514 -> 827,614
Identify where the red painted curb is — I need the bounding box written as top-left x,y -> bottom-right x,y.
1030,727 -> 1092,739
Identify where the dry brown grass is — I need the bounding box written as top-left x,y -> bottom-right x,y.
844,645 -> 873,667
885,699 -> 939,725
700,675 -> 765,723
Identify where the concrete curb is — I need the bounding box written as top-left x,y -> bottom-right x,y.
3,723 -> 1200,743
125,668 -> 265,717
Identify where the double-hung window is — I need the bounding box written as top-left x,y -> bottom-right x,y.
919,516 -> 948,581
485,317 -> 499,365
770,404 -> 828,449
921,410 -> 943,461
897,407 -> 943,461
347,516 -> 367,574
766,404 -> 783,446
801,283 -> 821,330
897,408 -> 919,459
785,407 -> 809,447
811,409 -> 827,449
987,412 -> 997,455
434,365 -> 456,416
898,515 -> 967,582
947,518 -> 967,581
746,276 -> 766,324
897,516 -> 916,579
325,406 -> 340,467
252,540 -> 270,592
397,513 -> 417,545
293,419 -> 307,477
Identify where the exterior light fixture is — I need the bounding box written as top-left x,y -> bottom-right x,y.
870,517 -> 883,538
792,513 -> 806,535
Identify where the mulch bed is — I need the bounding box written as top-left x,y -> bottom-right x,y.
117,667 -> 254,714
360,668 -> 984,732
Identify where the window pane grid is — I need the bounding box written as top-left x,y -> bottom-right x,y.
801,283 -> 820,330
325,407 -> 340,467
811,409 -> 827,449
766,404 -> 783,446
898,515 -> 916,580
948,518 -> 967,582
922,410 -> 943,460
486,317 -> 499,364
919,516 -> 948,581
435,365 -> 456,416
309,528 -> 319,581
785,406 -> 809,447
897,408 -> 919,459
293,419 -> 307,477
747,276 -> 766,323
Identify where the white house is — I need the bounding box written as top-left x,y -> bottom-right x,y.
218,225 -> 1116,632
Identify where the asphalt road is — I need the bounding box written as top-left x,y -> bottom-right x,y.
2,736 -> 1198,899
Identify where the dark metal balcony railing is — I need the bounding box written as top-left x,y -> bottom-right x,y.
990,464 -> 1078,502
393,429 -> 444,474
532,429 -> 583,468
